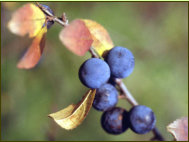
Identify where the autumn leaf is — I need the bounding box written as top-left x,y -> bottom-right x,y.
48,89 -> 96,130
17,26 -> 47,69
59,19 -> 114,57
167,117 -> 188,141
59,19 -> 93,56
7,3 -> 46,38
83,19 -> 114,57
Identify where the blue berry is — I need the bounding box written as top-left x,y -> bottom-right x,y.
106,46 -> 135,78
129,105 -> 156,134
93,83 -> 118,111
41,4 -> 54,16
101,107 -> 130,135
45,20 -> 54,29
41,4 -> 54,29
79,58 -> 110,89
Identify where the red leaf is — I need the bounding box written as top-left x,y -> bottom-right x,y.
7,3 -> 46,38
82,19 -> 114,57
167,117 -> 188,141
59,19 -> 93,56
17,27 -> 47,69
59,19 -> 114,57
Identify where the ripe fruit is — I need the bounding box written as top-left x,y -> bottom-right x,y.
41,4 -> 54,29
93,83 -> 118,111
106,46 -> 135,78
79,58 -> 110,89
41,4 -> 54,15
101,107 -> 130,135
129,105 -> 156,134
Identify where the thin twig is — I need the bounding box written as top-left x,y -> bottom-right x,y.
151,127 -> 165,141
89,48 -> 99,58
115,79 -> 138,106
53,17 -> 69,27
38,3 -> 165,141
36,2 -> 68,27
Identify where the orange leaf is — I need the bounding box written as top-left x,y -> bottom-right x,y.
59,19 -> 114,57
59,19 -> 93,56
7,3 -> 46,38
17,26 -> 47,69
82,19 -> 114,57
167,117 -> 188,141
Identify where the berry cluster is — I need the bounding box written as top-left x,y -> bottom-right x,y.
79,46 -> 156,135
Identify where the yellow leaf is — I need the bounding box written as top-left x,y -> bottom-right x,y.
48,89 -> 96,130
82,19 -> 114,57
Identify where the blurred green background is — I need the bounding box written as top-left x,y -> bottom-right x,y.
1,2 -> 188,141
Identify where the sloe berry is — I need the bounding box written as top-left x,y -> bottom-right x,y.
106,46 -> 135,78
129,105 -> 156,134
41,4 -> 54,29
41,4 -> 54,15
79,58 -> 110,89
93,83 -> 118,111
101,107 -> 130,135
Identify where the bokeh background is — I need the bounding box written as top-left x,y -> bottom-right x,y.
1,2 -> 188,141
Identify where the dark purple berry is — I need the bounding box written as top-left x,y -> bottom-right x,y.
93,83 -> 118,111
101,107 -> 130,135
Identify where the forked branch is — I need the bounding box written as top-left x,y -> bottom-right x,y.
37,3 -> 165,141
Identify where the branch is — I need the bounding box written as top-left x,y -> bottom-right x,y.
115,79 -> 138,106
38,3 -> 165,141
89,48 -> 99,58
151,127 -> 165,141
116,79 -> 164,141
36,2 -> 68,27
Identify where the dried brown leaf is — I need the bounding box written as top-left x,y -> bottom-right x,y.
167,117 -> 188,141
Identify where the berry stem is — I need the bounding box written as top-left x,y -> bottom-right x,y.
38,3 -> 165,141
151,127 -> 165,141
115,79 -> 138,106
36,2 -> 68,27
116,79 -> 164,140
89,47 -> 99,58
